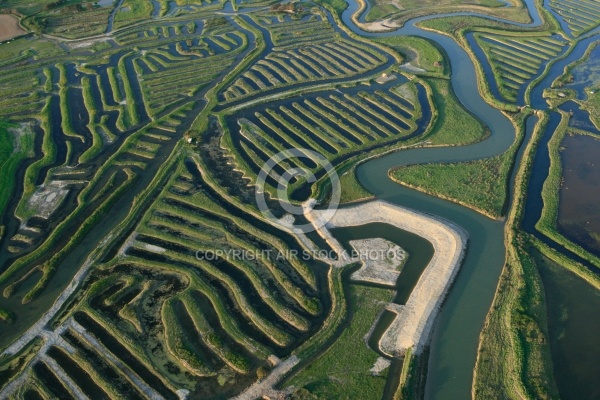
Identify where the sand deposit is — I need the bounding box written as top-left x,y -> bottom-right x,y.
310,200 -> 468,355
370,356 -> 392,375
349,238 -> 406,286
27,182 -> 70,219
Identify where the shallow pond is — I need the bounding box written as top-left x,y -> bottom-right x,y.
536,252 -> 600,400
331,222 -> 435,304
565,44 -> 600,100
558,133 -> 600,256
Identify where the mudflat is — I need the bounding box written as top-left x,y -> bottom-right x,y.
0,15 -> 26,41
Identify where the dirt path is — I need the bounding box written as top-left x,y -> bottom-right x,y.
69,319 -> 165,400
40,354 -> 91,400
0,15 -> 26,41
231,356 -> 299,400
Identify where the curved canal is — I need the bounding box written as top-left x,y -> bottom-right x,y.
338,0 -> 598,398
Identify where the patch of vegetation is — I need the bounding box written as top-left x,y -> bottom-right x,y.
371,35 -> 447,77
473,238 -> 559,399
22,1 -> 113,39
338,161 -> 373,203
113,0 -> 154,29
286,284 -> 393,399
580,90 -> 600,130
389,110 -> 528,218
392,157 -> 507,218
0,120 -> 35,219
0,306 -> 15,324
422,78 -> 488,145
313,0 -> 349,16
474,112 -> 558,399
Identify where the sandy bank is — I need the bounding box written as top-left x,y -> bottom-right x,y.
351,0 -> 401,32
357,18 -> 401,32
312,200 -> 468,355
0,15 -> 26,42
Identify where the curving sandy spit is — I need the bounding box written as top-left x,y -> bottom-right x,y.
312,200 -> 468,355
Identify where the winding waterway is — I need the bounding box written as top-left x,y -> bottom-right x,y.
338,0 -> 599,398
1,0 -> 597,397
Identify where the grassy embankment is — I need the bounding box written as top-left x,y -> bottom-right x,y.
535,112 -> 600,268
78,76 -> 103,164
390,109 -> 530,219
58,63 -> 85,142
0,120 -> 35,227
472,112 -> 559,399
286,283 -> 394,398
392,346 -> 428,400
474,107 -> 600,400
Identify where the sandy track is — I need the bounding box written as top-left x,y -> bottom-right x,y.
312,200 -> 468,355
68,319 -> 165,400
0,15 -> 26,41
40,354 -> 91,400
231,355 -> 299,400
